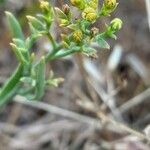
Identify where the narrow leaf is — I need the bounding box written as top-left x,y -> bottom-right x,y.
95,35 -> 110,49
55,7 -> 67,19
27,16 -> 45,31
13,38 -> 25,49
10,43 -> 28,65
5,11 -> 24,40
0,64 -> 23,107
33,57 -> 46,100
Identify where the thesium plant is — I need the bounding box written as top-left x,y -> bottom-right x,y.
0,0 -> 122,107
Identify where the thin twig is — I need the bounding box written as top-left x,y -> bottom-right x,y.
97,112 -> 150,142
118,88 -> 150,113
13,95 -> 102,129
13,95 -> 150,142
133,113 -> 150,127
88,77 -> 124,122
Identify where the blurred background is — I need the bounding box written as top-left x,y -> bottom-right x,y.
0,0 -> 150,149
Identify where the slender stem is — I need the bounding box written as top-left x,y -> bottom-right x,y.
50,48 -> 80,60
45,43 -> 63,62
47,32 -> 57,49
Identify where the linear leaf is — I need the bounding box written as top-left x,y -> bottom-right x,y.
5,11 -> 24,40
0,64 -> 23,107
33,57 -> 46,100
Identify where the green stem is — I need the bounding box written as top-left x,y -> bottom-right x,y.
47,33 -> 57,49
50,48 -> 80,60
45,43 -> 63,62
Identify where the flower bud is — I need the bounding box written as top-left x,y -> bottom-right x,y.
39,0 -> 53,27
88,0 -> 98,9
70,0 -> 86,10
110,18 -> 122,31
82,7 -> 97,22
40,1 -> 50,12
100,0 -> 118,16
62,4 -> 70,15
104,0 -> 116,10
72,30 -> 83,42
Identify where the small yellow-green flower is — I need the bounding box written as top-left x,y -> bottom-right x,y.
100,0 -> 118,16
72,30 -> 83,42
40,1 -> 50,12
82,7 -> 97,22
104,0 -> 116,10
110,18 -> 122,31
88,0 -> 98,9
70,0 -> 86,10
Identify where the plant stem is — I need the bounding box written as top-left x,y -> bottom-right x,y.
50,48 -> 80,60
47,32 -> 57,49
45,43 -> 63,62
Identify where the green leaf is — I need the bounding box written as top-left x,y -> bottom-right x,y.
55,7 -> 67,19
33,57 -> 46,100
10,43 -> 28,65
12,38 -> 30,62
28,23 -> 37,34
13,38 -> 25,49
95,35 -> 110,49
80,20 -> 90,33
0,64 -> 23,107
20,77 -> 36,87
46,71 -> 64,87
5,11 -> 24,40
25,33 -> 42,50
82,45 -> 97,57
67,24 -> 79,30
27,16 -> 46,31
109,33 -> 117,40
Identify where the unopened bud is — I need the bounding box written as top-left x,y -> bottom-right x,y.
72,30 -> 83,42
40,1 -> 50,12
88,0 -> 98,9
70,0 -> 86,10
110,18 -> 122,31
82,7 -> 97,22
104,0 -> 116,10
100,0 -> 118,16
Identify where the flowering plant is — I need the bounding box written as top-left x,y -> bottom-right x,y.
0,0 -> 122,107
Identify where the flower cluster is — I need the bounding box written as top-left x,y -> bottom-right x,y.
0,0 -> 123,106
55,0 -> 123,57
